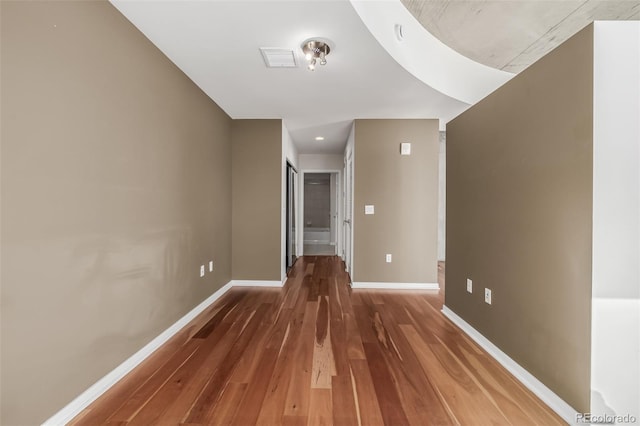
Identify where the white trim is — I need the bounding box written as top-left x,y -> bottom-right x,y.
42,281 -> 235,426
441,305 -> 579,425
351,282 -> 439,290
230,280 -> 284,287
42,277 -> 287,425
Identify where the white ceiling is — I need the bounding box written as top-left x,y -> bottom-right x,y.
111,0 -> 639,155
110,0 -> 470,154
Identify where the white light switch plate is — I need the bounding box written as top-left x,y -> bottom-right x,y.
209,261 -> 214,272
200,265 -> 205,277
365,205 -> 375,215
400,142 -> 411,155
386,254 -> 392,263
466,279 -> 473,293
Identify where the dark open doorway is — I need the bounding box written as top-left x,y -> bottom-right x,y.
285,162 -> 298,272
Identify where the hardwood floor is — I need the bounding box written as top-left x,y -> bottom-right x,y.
70,256 -> 565,425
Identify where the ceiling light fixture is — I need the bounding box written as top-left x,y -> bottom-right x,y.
301,39 -> 331,71
315,136 -> 325,141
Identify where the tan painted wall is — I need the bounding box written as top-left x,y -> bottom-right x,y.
0,1 -> 233,424
353,119 -> 439,284
446,25 -> 593,411
231,120 -> 282,281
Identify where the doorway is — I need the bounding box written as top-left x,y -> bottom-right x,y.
303,172 -> 338,255
285,162 -> 298,272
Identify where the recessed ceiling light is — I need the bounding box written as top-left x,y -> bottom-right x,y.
315,136 -> 325,141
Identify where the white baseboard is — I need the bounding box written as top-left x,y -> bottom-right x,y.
441,305 -> 579,425
231,280 -> 284,287
42,281 -> 234,425
42,277 -> 289,425
352,282 -> 439,290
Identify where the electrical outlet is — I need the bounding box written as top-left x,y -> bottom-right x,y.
209,261 -> 214,272
386,254 -> 392,263
466,279 -> 473,293
200,265 -> 205,277
485,288 -> 492,304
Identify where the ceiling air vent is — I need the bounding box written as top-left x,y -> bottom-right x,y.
260,48 -> 297,68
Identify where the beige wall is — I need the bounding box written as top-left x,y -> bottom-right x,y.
446,26 -> 593,411
353,119 -> 439,284
231,120 -> 282,281
0,1 -> 233,424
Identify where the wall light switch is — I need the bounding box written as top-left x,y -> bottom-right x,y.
400,142 -> 411,155
365,205 -> 375,215
200,265 -> 205,277
466,279 -> 473,293
209,261 -> 214,272
386,254 -> 392,263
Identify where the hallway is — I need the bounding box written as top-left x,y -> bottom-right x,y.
70,256 -> 563,425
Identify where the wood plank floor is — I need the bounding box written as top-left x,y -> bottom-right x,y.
70,257 -> 565,425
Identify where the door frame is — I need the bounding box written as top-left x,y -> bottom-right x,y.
299,169 -> 342,257
285,161 -> 298,273
343,152 -> 354,276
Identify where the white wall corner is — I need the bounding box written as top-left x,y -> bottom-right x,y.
592,21 -> 640,422
441,305 -> 579,424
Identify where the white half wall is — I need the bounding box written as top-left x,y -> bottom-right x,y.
592,21 -> 640,420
